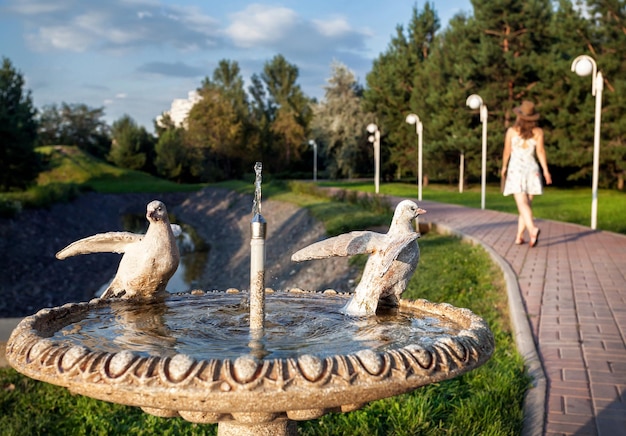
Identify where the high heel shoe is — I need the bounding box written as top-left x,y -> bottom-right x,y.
530,229 -> 541,248
515,237 -> 525,245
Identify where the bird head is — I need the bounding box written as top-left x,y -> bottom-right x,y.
392,200 -> 426,230
146,200 -> 169,223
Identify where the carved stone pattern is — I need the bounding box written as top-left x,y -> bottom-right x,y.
6,292 -> 494,423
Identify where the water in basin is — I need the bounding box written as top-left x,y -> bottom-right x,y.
51,293 -> 463,361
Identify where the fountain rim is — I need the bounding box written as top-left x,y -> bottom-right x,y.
5,289 -> 495,418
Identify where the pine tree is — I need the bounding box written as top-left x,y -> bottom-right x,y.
364,3 -> 440,179
155,127 -> 185,182
537,0 -> 595,185
581,0 -> 626,188
312,62 -> 370,178
0,57 -> 40,190
261,55 -> 312,173
415,13 -> 480,184
107,115 -> 153,171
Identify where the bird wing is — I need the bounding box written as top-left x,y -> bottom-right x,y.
291,231 -> 385,261
55,232 -> 143,259
379,233 -> 419,276
170,224 -> 182,237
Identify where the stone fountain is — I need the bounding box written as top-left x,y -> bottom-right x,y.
5,163 -> 494,436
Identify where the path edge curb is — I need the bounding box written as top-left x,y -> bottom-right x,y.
430,222 -> 546,436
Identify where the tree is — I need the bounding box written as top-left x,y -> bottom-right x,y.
364,3 -> 440,179
311,62 -> 371,178
533,0 -> 596,186
248,73 -> 272,162
590,0 -> 626,188
38,103 -> 110,158
455,0 -> 555,181
155,127 -> 185,182
185,60 -> 250,181
186,85 -> 242,181
354,0 -> 626,189
0,57 -> 40,190
206,60 -> 255,176
107,115 -> 154,171
413,13 -> 479,184
261,55 -> 312,172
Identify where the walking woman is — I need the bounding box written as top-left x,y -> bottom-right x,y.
501,101 -> 552,247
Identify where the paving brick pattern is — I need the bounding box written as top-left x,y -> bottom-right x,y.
399,199 -> 626,436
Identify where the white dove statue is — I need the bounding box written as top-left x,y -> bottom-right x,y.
56,200 -> 180,299
292,199 -> 426,316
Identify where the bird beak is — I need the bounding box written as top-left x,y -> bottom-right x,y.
414,208 -> 426,237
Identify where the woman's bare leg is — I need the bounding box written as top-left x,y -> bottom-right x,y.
514,193 -> 538,237
517,215 -> 526,242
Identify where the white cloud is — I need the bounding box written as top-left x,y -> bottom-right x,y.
115,93 -> 127,99
6,0 -> 70,15
28,26 -> 94,51
12,1 -> 221,53
225,4 -> 299,48
313,17 -> 352,38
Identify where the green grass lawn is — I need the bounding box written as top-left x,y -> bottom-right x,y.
1,179 -> 528,435
319,180 -> 626,235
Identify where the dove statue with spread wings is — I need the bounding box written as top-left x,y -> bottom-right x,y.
56,200 -> 180,299
292,200 -> 426,316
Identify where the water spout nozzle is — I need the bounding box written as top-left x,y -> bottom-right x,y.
251,213 -> 267,239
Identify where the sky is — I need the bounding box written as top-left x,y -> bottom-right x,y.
0,0 -> 472,132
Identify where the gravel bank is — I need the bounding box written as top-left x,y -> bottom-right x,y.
0,188 -> 357,317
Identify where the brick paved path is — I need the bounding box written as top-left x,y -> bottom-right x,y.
402,198 -> 626,436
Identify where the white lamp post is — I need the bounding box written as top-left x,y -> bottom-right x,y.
308,139 -> 317,181
459,151 -> 465,193
366,123 -> 380,194
405,113 -> 423,201
466,94 -> 488,210
571,55 -> 604,230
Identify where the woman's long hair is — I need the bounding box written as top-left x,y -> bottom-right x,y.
515,117 -> 537,139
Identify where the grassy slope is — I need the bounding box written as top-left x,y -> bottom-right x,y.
36,145 -> 204,193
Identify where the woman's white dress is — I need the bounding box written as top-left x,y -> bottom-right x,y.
503,132 -> 543,196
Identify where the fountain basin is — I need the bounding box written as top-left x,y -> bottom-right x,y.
6,289 -> 494,430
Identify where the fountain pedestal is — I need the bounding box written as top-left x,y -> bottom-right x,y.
6,290 -> 494,435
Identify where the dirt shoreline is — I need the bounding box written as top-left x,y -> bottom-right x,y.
0,188 -> 357,318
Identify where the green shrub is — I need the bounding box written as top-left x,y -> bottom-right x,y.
0,197 -> 22,218
23,183 -> 82,208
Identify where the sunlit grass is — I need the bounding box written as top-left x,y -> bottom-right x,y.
36,145 -> 204,193
319,180 -> 626,234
